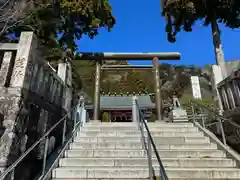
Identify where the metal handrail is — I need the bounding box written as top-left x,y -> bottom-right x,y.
40,110 -> 84,180
187,100 -> 240,146
134,99 -> 168,180
0,98 -> 85,180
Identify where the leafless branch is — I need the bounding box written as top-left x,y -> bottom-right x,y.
0,0 -> 34,37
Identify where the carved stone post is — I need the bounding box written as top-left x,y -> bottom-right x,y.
0,32 -> 35,173
10,32 -> 36,89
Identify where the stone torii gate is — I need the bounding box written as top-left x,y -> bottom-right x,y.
75,52 -> 181,121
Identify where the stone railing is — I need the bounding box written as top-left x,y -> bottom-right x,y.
217,68 -> 240,118
0,32 -> 72,179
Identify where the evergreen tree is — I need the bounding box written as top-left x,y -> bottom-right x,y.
0,0 -> 115,60
161,0 -> 240,78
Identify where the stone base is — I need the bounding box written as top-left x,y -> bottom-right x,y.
170,108 -> 188,123
90,120 -> 101,123
172,117 -> 188,123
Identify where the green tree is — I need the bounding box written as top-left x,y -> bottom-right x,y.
0,0 -> 115,60
0,0 -> 115,91
161,0 -> 240,78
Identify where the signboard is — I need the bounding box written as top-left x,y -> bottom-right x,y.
191,76 -> 202,99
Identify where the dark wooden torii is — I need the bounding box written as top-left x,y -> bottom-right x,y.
75,52 -> 181,121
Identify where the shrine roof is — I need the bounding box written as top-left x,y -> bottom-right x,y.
86,95 -> 155,110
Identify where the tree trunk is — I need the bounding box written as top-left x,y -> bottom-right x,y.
211,19 -> 225,135
211,19 -> 227,78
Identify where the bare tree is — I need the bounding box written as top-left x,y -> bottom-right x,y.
0,0 -> 33,38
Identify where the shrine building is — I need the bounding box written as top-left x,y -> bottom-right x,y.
86,93 -> 155,122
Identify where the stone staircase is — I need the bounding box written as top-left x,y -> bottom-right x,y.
52,122 -> 240,179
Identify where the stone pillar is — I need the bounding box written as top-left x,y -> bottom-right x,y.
132,96 -> 137,122
0,52 -> 14,86
37,109 -> 49,159
77,96 -> 86,124
0,32 -> 36,173
211,65 -> 224,113
82,108 -> 87,124
57,62 -> 72,112
152,57 -> 162,121
10,32 -> 35,89
93,61 -> 101,120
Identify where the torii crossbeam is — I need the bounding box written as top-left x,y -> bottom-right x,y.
75,52 -> 181,121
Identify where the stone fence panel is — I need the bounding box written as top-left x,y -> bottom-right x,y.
0,32 -> 72,179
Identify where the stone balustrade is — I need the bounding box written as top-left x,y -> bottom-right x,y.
217,69 -> 240,117
0,32 -> 73,179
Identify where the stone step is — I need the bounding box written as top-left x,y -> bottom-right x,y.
84,124 -> 194,129
52,167 -> 240,179
52,178 -> 240,180
81,127 -> 199,133
85,122 -> 191,125
78,131 -> 204,137
86,122 -> 136,126
148,123 -> 194,127
65,149 -> 226,158
74,136 -> 210,144
70,142 -> 217,150
84,122 -> 194,127
51,178 -> 149,180
59,158 -> 236,168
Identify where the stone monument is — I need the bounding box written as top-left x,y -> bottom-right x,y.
169,96 -> 188,122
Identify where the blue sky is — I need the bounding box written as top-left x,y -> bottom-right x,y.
76,0 -> 240,67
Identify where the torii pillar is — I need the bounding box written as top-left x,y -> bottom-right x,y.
75,52 -> 181,121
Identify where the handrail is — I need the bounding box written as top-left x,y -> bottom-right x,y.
133,99 -> 168,180
0,98 -> 85,180
187,100 -> 240,146
40,112 -> 84,180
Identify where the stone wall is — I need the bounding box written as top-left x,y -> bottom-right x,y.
0,32 -> 72,179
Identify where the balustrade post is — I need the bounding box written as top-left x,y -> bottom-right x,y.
73,103 -> 79,129
226,82 -> 235,109
57,62 -> 72,114
211,65 -> 224,113
191,103 -> 196,123
201,114 -> 206,128
132,96 -> 137,122
62,117 -> 67,145
79,96 -> 85,124
222,87 -> 230,110
41,137 -> 49,178
232,80 -> 240,106
218,119 -> 227,145
10,168 -> 15,180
